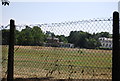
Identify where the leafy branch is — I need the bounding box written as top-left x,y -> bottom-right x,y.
1,0 -> 10,6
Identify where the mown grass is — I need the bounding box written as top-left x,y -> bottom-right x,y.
2,45 -> 112,79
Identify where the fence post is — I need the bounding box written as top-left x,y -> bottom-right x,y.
7,19 -> 15,81
112,11 -> 120,81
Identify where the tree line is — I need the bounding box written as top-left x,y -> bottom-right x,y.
1,26 -> 112,49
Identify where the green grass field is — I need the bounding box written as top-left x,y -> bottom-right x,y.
2,45 -> 112,79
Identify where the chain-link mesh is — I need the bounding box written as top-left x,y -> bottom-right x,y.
1,18 -> 113,80
0,29 -> 9,80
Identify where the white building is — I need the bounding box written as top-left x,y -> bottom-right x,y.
99,37 -> 112,48
59,42 -> 74,48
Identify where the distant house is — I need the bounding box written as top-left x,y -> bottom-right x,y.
59,42 -> 74,48
46,37 -> 74,48
45,37 -> 59,47
99,37 -> 112,48
45,31 -> 74,48
47,37 -> 59,43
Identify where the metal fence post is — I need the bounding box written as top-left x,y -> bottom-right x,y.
112,11 -> 120,81
7,19 -> 15,81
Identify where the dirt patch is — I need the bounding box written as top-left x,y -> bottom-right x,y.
1,78 -> 112,81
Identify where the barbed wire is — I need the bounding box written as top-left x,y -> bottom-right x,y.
0,17 -> 113,30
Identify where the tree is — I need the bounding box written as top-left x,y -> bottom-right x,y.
1,0 -> 10,6
15,30 -> 20,45
31,26 -> 45,45
17,26 -> 45,46
68,31 -> 101,48
85,38 -> 101,49
68,31 -> 79,47
56,35 -> 68,43
94,32 -> 111,38
68,31 -> 91,48
17,26 -> 34,45
1,29 -> 10,45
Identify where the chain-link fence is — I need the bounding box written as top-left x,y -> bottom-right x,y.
1,17 -> 113,80
1,30 -> 9,80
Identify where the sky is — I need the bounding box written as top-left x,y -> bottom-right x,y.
4,0 -> 120,2
0,0 -> 119,35
1,2 -> 118,25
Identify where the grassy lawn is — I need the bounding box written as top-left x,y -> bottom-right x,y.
2,45 -> 112,79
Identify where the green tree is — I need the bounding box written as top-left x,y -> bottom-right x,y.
31,26 -> 45,45
68,31 -> 101,48
1,0 -> 10,6
15,30 -> 20,45
1,29 -> 10,45
77,31 -> 91,48
85,38 -> 101,49
17,26 -> 34,45
68,31 -> 80,47
56,35 -> 68,43
94,32 -> 111,39
68,31 -> 91,48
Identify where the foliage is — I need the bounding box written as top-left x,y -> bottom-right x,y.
1,0 -> 10,6
1,26 -> 112,49
56,35 -> 68,43
17,26 -> 34,45
68,31 -> 103,48
85,38 -> 101,49
16,26 -> 45,46
31,26 -> 45,45
1,29 -> 10,45
93,32 -> 111,39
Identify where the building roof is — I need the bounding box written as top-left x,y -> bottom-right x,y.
47,37 -> 59,41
